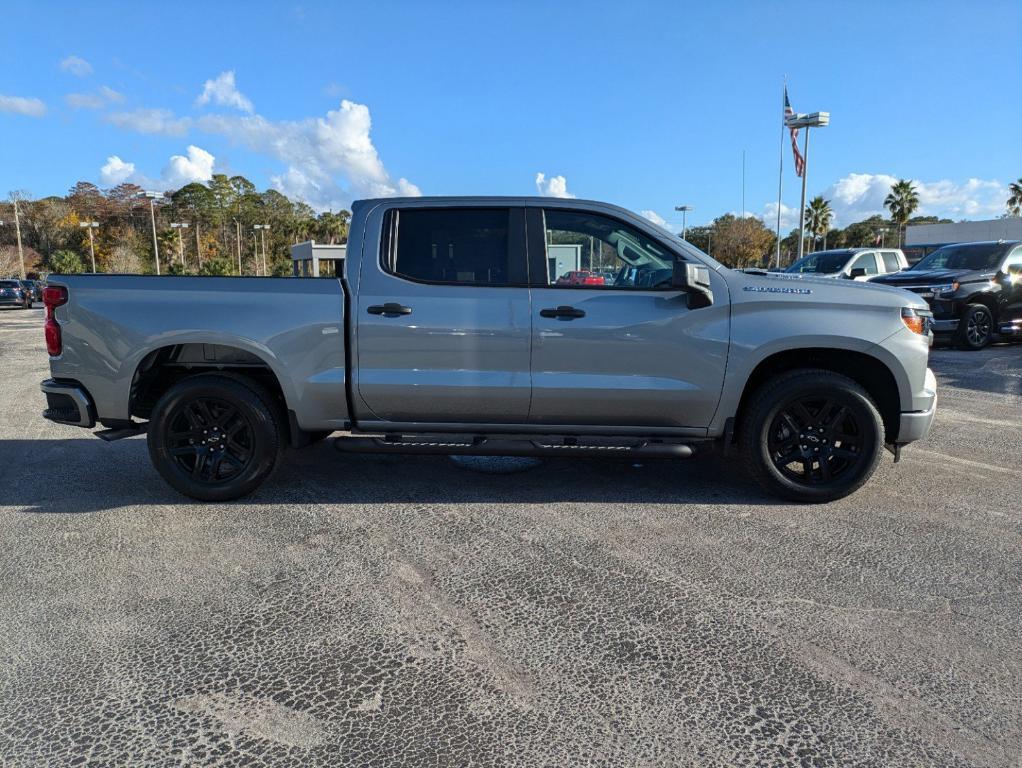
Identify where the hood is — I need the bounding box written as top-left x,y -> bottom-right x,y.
730,269 -> 928,310
872,267 -> 986,285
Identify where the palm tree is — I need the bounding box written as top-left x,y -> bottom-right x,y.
1007,178 -> 1022,217
804,196 -> 834,251
884,179 -> 920,246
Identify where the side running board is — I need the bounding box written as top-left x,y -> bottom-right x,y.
334,434 -> 696,459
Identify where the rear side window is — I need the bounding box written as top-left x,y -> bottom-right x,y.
384,208 -> 513,286
881,251 -> 902,272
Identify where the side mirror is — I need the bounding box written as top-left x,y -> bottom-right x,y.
848,267 -> 867,279
672,260 -> 713,308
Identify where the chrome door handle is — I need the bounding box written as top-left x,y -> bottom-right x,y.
540,305 -> 585,319
367,302 -> 412,316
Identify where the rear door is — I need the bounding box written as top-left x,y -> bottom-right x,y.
526,206 -> 729,430
998,246 -> 1022,327
880,250 -> 904,274
354,205 -> 532,425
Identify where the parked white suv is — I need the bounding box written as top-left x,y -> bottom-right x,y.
785,248 -> 908,280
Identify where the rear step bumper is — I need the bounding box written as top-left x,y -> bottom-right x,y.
335,434 -> 696,459
40,379 -> 96,428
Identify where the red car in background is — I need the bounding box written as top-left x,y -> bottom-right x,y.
555,270 -> 606,286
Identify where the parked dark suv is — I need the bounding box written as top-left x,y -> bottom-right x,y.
872,240 -> 1022,349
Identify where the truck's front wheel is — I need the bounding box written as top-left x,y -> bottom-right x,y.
739,369 -> 884,503
147,374 -> 283,501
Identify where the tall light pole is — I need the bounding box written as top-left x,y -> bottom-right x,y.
79,221 -> 99,272
4,197 -> 26,279
139,191 -> 165,274
253,224 -> 270,276
785,111 -> 829,261
674,205 -> 692,241
233,219 -> 242,274
170,223 -> 189,267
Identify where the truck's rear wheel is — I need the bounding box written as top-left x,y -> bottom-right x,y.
147,374 -> 282,501
739,369 -> 884,503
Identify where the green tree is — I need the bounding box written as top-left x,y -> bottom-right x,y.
884,179 -> 920,246
710,214 -> 775,268
199,257 -> 233,276
1008,178 -> 1022,217
804,196 -> 834,251
49,249 -> 86,274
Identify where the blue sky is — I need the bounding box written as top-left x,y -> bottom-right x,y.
1,0 -> 1020,231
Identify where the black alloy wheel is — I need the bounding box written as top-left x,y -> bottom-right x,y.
165,397 -> 255,484
767,395 -> 865,486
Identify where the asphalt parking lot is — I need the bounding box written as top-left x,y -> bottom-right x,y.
0,304 -> 1019,767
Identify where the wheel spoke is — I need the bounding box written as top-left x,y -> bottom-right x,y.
818,455 -> 832,481
170,445 -> 199,457
779,411 -> 802,436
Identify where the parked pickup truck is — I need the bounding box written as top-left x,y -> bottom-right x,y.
39,197 -> 937,503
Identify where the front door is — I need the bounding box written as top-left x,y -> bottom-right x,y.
527,206 -> 729,430
355,206 -> 532,425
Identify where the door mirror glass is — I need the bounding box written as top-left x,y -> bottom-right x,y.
848,267 -> 867,278
672,260 -> 713,308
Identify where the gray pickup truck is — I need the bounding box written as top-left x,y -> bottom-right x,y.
40,197 -> 937,503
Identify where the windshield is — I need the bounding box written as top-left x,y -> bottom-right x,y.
911,243 -> 1006,272
785,251 -> 851,274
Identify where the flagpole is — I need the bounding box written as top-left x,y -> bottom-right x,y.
775,77 -> 786,269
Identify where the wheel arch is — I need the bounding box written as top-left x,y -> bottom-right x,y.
729,348 -> 902,444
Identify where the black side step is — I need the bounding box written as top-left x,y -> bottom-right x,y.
94,424 -> 148,442
334,434 -> 695,459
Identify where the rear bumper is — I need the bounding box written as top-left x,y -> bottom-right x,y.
40,379 -> 96,428
897,368 -> 937,444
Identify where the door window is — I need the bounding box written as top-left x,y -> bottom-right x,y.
880,251 -> 902,272
541,209 -> 674,289
383,208 -> 518,286
849,252 -> 879,275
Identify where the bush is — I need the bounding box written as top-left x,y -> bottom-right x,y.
199,257 -> 233,276
165,262 -> 192,276
49,250 -> 86,274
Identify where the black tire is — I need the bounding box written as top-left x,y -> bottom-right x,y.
147,373 -> 283,501
955,304 -> 994,350
738,369 -> 885,503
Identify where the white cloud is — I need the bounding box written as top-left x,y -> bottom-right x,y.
100,156 -> 136,186
60,55 -> 93,77
162,145 -> 215,187
640,210 -> 672,231
106,108 -> 191,137
0,94 -> 46,117
65,85 -> 125,110
195,71 -> 253,114
98,145 -> 216,190
761,201 -> 799,231
535,172 -> 574,198
199,99 -> 420,210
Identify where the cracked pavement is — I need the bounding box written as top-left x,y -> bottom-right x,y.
0,305 -> 1020,766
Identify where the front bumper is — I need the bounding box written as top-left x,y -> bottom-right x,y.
999,319 -> 1022,338
41,379 -> 96,428
897,367 -> 937,444
931,318 -> 959,333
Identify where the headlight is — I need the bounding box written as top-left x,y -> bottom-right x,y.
930,282 -> 958,295
901,307 -> 931,335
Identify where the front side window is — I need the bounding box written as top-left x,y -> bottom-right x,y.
542,209 -> 673,289
385,208 -> 511,285
849,252 -> 879,275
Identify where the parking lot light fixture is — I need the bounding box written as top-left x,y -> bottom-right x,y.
674,205 -> 693,241
785,111 -> 830,260
78,221 -> 100,272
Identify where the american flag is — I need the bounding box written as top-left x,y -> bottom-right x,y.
784,87 -> 805,177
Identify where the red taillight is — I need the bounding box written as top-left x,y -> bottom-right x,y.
43,286 -> 68,308
45,319 -> 62,356
43,286 -> 68,356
